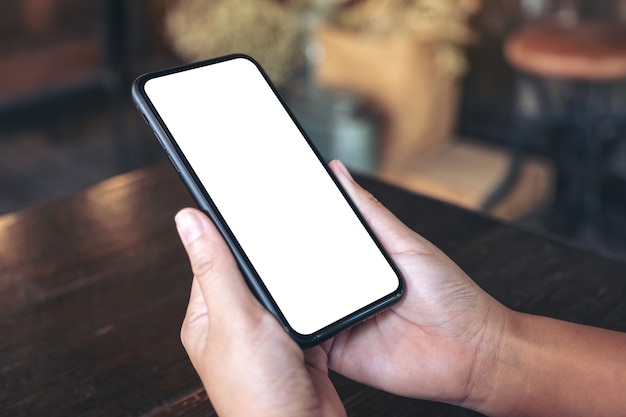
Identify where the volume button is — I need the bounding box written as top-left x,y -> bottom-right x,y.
151,131 -> 166,151
166,153 -> 180,173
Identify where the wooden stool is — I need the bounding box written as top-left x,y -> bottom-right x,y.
506,21 -> 626,81
495,20 -> 626,244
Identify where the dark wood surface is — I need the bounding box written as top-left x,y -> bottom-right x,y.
2,162 -> 626,417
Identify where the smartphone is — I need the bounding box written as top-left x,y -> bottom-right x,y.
132,54 -> 404,347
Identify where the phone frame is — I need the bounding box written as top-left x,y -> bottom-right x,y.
132,54 -> 404,347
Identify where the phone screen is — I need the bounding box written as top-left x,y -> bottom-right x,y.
134,55 -> 403,344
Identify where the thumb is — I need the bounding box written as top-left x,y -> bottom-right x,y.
329,160 -> 428,254
175,208 -> 264,349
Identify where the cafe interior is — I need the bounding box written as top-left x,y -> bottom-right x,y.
1,0 -> 626,256
3,1 -> 626,416
0,0 -> 626,256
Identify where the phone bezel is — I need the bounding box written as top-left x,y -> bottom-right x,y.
132,54 -> 404,347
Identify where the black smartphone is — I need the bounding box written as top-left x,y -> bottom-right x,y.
132,54 -> 404,347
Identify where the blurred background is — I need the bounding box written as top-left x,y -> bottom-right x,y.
1,0 -> 626,257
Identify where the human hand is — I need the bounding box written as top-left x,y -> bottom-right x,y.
324,160 -> 508,409
176,159 -> 508,416
176,206 -> 347,417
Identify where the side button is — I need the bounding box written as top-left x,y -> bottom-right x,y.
166,153 -> 180,173
151,131 -> 166,151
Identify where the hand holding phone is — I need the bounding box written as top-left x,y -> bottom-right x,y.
132,54 -> 404,346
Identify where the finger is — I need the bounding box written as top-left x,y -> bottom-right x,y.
329,160 -> 428,253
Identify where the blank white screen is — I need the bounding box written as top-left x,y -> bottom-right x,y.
144,57 -> 400,335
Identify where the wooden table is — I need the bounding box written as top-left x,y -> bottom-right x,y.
2,162 -> 626,416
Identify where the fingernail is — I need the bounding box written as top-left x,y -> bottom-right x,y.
333,160 -> 354,182
175,209 -> 206,244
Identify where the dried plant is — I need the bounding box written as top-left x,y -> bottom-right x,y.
326,0 -> 478,75
330,0 -> 475,39
165,0 -> 303,86
165,0 -> 477,83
